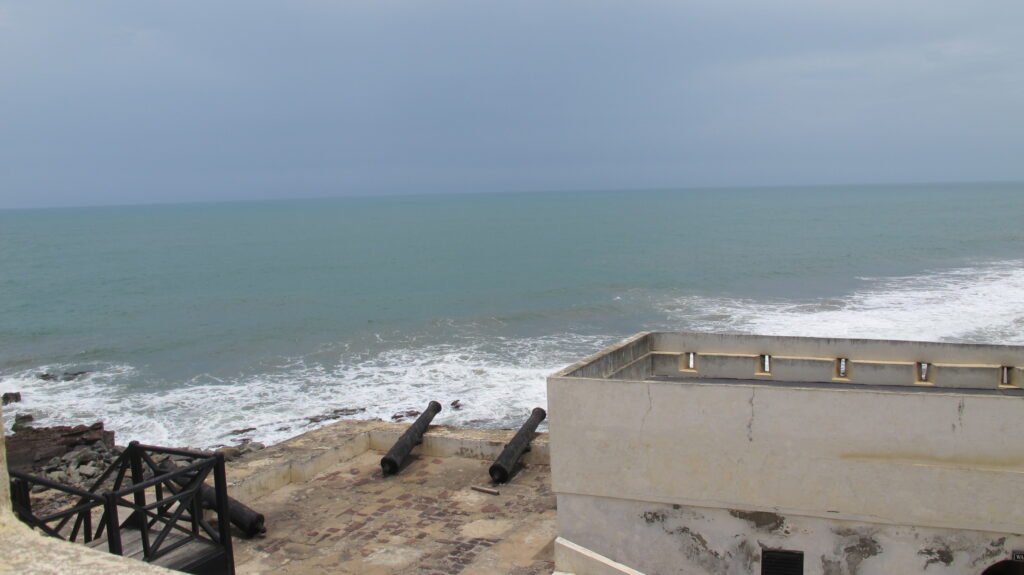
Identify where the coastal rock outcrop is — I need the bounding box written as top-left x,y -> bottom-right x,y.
5,421 -> 115,472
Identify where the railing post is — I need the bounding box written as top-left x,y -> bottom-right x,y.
10,477 -> 32,523
128,442 -> 149,531
127,441 -> 153,561
104,491 -> 123,556
213,452 -> 236,575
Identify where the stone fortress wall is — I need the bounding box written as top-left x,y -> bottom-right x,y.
548,332 -> 1024,575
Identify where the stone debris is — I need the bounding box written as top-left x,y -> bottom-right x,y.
2,391 -> 21,405
391,409 -> 422,421
306,407 -> 366,424
5,421 -> 115,471
215,439 -> 266,461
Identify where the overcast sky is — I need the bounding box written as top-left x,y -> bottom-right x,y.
1,1 -> 1022,209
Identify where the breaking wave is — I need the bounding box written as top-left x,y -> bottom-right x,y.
661,260 -> 1024,344
0,333 -> 613,449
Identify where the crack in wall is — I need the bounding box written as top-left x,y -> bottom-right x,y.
747,388 -> 756,442
640,383 -> 653,432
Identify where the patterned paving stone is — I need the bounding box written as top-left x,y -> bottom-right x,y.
234,450 -> 555,574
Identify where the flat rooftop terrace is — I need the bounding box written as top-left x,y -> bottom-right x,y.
224,420 -> 555,575
558,331 -> 1024,393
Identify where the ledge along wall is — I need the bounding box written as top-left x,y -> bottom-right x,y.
548,332 -> 1024,575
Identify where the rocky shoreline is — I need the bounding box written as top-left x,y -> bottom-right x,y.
3,384 -> 465,497
3,419 -> 269,520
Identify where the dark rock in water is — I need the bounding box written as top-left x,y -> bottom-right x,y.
37,372 -> 89,380
230,427 -> 257,435
307,407 -> 366,424
60,371 -> 89,381
37,371 -> 89,382
450,399 -> 462,410
391,409 -> 421,421
4,421 -> 115,472
12,413 -> 34,432
2,391 -> 21,405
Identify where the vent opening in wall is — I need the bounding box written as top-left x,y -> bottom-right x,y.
680,352 -> 698,372
758,354 -> 772,375
762,549 -> 803,575
916,362 -> 931,384
835,357 -> 849,379
1001,366 -> 1017,388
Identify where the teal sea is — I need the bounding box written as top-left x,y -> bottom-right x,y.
2,182 -> 1024,447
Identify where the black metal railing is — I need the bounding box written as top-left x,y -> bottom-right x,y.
9,441 -> 234,575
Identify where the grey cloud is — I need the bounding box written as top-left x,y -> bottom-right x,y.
1,1 -> 1022,208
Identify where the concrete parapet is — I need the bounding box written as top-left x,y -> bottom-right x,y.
568,331 -> 1024,390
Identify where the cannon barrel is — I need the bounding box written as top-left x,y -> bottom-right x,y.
198,482 -> 266,537
159,461 -> 266,537
381,401 -> 442,475
489,407 -> 546,483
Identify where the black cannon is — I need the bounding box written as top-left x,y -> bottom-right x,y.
197,478 -> 265,538
489,407 -> 546,483
158,459 -> 266,538
381,401 -> 442,475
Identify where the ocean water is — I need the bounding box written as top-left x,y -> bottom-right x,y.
2,182 -> 1023,448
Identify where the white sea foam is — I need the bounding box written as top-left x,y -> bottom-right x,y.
5,261 -> 1024,450
0,333 -> 612,449
661,260 -> 1024,344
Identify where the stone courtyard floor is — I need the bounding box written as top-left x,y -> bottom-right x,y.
233,449 -> 556,574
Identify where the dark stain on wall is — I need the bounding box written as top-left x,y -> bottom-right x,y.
730,509 -> 786,533
822,527 -> 882,574
639,508 -> 732,574
970,537 -> 1007,567
919,545 -> 955,568
821,556 -> 844,575
642,510 -> 666,524
843,535 -> 882,572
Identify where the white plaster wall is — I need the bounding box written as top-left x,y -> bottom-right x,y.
549,376 -> 1024,534
556,494 -> 1023,575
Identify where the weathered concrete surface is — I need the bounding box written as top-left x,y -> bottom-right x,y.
557,495 -> 1023,575
1,416 -> 554,574
550,332 -> 1024,575
233,449 -> 556,574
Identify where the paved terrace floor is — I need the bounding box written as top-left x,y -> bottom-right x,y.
226,420 -> 556,575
